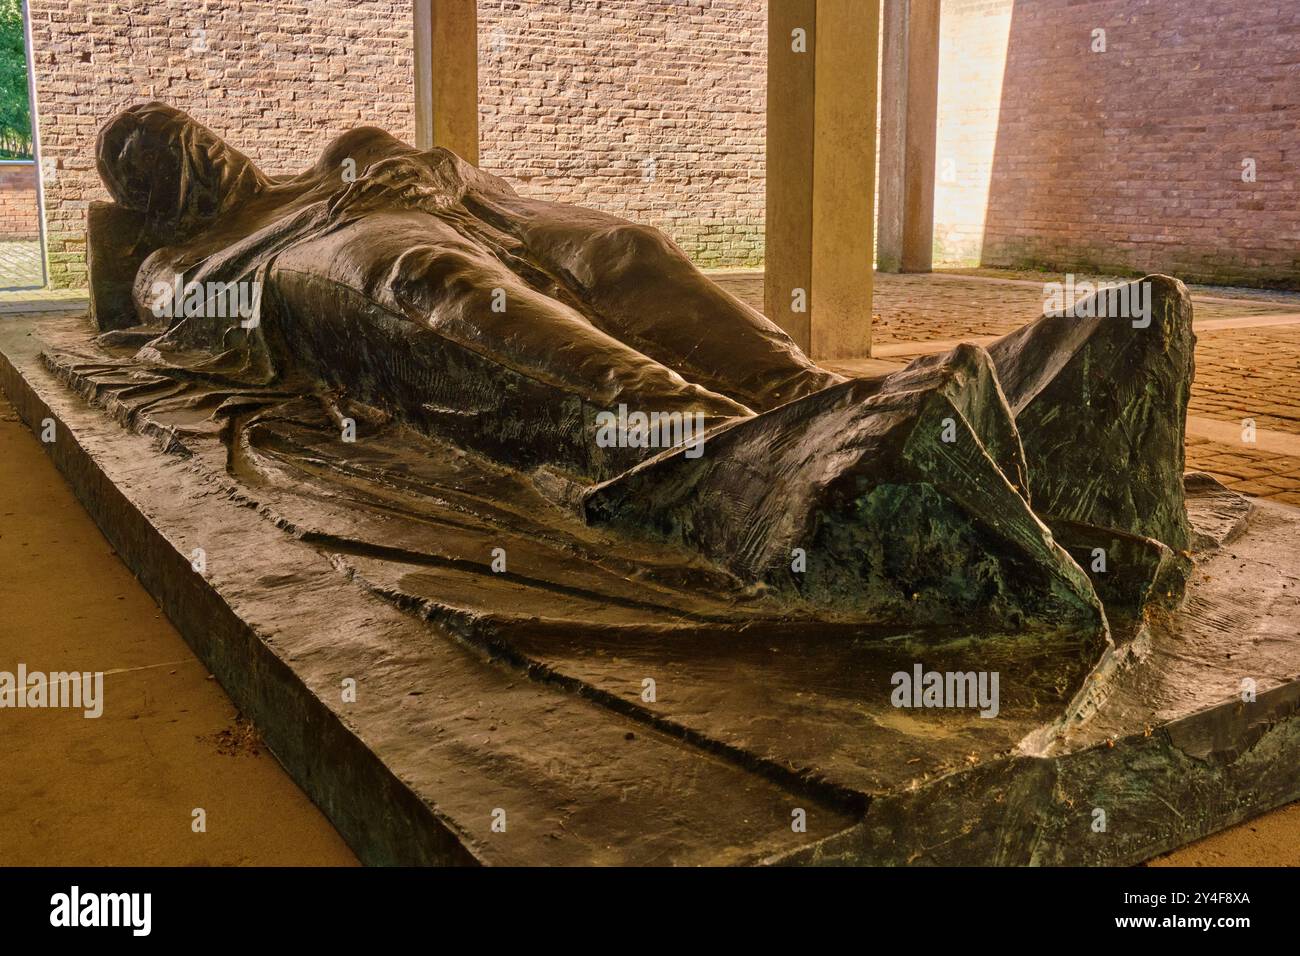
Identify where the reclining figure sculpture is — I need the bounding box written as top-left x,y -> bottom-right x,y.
86,102 -> 1195,633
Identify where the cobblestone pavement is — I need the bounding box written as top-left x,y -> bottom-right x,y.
713,269 -> 1297,343
1188,325 -> 1300,435
0,240 -> 43,289
713,268 -> 1300,506
1185,437 -> 1300,509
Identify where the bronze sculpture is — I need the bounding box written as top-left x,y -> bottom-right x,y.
82,102 -> 1196,635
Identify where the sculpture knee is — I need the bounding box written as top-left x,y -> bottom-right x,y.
593,222 -> 683,277
389,244 -> 514,320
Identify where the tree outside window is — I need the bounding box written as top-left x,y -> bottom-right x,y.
0,0 -> 32,160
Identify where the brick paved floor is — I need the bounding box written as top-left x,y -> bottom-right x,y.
1188,326 -> 1300,435
0,240 -> 43,289
712,268 -> 1300,507
714,270 -> 1042,343
714,269 -> 1296,343
1185,437 -> 1300,508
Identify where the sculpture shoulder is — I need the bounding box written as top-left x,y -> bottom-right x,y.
301,130 -> 517,200
420,146 -> 520,200
310,127 -> 418,178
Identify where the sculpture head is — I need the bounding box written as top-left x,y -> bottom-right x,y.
97,102 -> 270,240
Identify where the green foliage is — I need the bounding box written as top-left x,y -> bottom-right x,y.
0,0 -> 32,159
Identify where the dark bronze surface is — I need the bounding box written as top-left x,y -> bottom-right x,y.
85,102 -> 1200,641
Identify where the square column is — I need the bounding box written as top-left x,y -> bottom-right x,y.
414,0 -> 480,163
765,0 -> 880,360
877,0 -> 940,273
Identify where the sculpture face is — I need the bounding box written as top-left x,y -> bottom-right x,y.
84,102 -> 1196,636
96,102 -> 269,238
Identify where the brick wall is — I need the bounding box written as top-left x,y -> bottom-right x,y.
23,0 -> 1300,291
477,0 -> 766,271
0,163 -> 39,241
28,0 -> 417,288
27,0 -> 766,289
937,0 -> 1300,286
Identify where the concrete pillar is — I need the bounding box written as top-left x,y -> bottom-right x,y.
764,0 -> 818,355
765,0 -> 880,360
877,0 -> 940,274
414,0 -> 480,163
